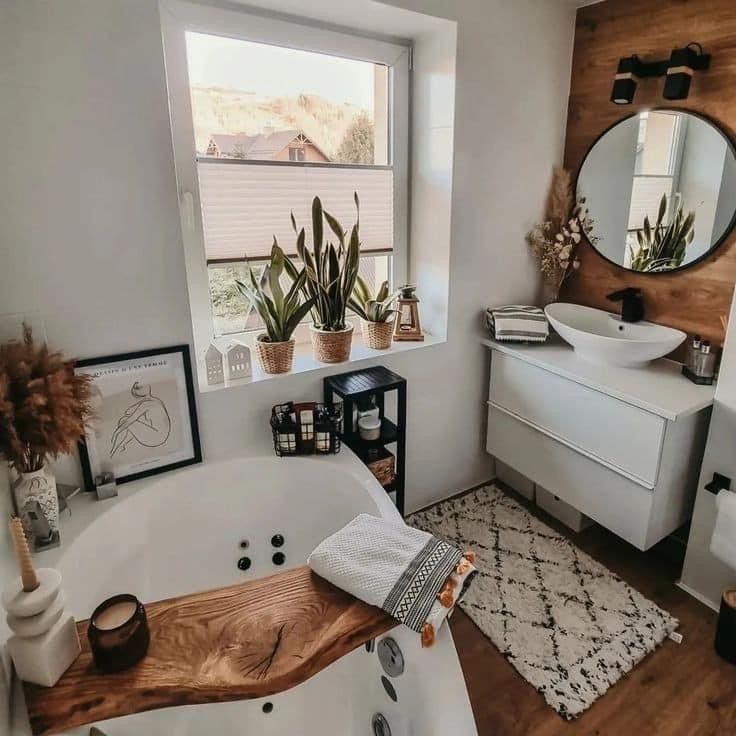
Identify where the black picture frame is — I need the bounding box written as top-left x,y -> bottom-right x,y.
75,345 -> 202,491
575,107 -> 736,275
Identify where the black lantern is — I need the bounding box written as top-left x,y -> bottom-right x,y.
663,43 -> 711,100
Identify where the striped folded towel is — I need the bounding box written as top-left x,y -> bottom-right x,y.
485,305 -> 549,343
308,514 -> 476,647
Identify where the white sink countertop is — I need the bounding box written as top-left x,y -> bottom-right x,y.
482,337 -> 715,421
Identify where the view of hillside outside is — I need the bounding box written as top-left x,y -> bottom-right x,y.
186,32 -> 389,165
185,32 -> 394,336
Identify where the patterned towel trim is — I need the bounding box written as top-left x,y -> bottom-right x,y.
494,329 -> 549,338
382,537 -> 463,632
489,305 -> 545,314
491,311 -> 548,321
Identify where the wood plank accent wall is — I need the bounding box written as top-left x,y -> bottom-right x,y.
561,0 -> 736,344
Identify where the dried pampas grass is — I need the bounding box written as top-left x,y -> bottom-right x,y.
545,167 -> 574,234
526,167 -> 597,301
0,327 -> 93,473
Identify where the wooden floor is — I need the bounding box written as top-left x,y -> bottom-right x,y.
448,498 -> 736,736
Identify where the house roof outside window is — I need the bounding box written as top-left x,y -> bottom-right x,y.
205,129 -> 330,161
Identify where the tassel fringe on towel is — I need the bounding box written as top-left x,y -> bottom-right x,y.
308,514 -> 477,647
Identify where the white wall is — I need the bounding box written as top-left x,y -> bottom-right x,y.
0,0 -> 575,518
680,287 -> 736,608
714,143 -> 736,243
678,116 -> 729,260
577,115 -> 638,266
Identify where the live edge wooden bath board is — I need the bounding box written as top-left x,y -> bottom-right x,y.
24,566 -> 397,736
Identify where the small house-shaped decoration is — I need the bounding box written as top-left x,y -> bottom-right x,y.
226,342 -> 252,381
205,343 -> 225,386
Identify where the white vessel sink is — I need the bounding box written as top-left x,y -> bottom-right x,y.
545,302 -> 686,368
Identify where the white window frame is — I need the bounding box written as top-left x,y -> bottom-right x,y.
160,0 -> 410,379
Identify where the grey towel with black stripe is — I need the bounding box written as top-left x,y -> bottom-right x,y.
308,514 -> 476,641
485,305 -> 549,343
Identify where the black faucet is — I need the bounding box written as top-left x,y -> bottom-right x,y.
607,288 -> 644,323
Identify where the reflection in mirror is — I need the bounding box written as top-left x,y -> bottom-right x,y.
577,110 -> 736,273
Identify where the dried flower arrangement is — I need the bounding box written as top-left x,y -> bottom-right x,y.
526,167 -> 597,302
0,327 -> 93,473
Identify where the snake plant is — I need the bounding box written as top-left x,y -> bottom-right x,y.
349,276 -> 399,323
235,243 -> 315,343
284,195 -> 361,331
629,194 -> 695,272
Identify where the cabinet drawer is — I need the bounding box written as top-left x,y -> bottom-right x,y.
489,351 -> 665,487
486,404 -> 654,549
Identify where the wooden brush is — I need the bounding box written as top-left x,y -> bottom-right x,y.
9,516 -> 40,592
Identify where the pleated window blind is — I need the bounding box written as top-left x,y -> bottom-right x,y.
198,161 -> 394,263
627,176 -> 675,231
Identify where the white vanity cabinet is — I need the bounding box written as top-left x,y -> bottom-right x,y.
483,339 -> 715,550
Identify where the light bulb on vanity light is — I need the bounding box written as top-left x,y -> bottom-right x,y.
611,55 -> 639,104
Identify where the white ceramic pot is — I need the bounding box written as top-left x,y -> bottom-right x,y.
13,466 -> 59,538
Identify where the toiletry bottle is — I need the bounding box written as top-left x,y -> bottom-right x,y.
688,334 -> 702,371
696,341 -> 716,383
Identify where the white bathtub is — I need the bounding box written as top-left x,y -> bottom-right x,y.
13,453 -> 477,735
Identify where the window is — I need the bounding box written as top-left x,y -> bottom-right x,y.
161,1 -> 409,359
626,111 -> 685,261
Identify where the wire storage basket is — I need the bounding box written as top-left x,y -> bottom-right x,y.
270,401 -> 342,457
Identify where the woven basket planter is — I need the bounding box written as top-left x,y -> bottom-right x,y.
255,337 -> 295,374
310,325 -> 354,363
362,320 -> 394,350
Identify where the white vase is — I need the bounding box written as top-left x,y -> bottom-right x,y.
12,466 -> 59,539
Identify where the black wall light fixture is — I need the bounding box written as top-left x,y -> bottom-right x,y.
663,43 -> 711,100
610,43 -> 710,104
611,55 -> 667,104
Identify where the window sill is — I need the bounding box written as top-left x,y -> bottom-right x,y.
198,331 -> 444,393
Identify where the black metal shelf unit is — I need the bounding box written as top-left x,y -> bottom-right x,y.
324,366 -> 407,515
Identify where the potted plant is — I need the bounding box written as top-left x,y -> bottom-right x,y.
286,195 -> 361,363
0,327 -> 93,537
235,243 -> 315,374
349,276 -> 400,349
629,193 -> 695,272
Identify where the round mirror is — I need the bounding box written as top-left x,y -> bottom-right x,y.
577,110 -> 736,273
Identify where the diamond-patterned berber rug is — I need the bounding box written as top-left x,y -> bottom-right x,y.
409,484 -> 678,720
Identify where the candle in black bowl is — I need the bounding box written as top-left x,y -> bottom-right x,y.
88,594 -> 150,673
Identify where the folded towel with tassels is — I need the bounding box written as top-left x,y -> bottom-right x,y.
485,305 -> 549,343
308,514 -> 476,647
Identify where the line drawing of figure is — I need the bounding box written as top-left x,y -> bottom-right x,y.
110,381 -> 172,457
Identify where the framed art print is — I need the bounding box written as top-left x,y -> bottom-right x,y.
75,345 -> 202,490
